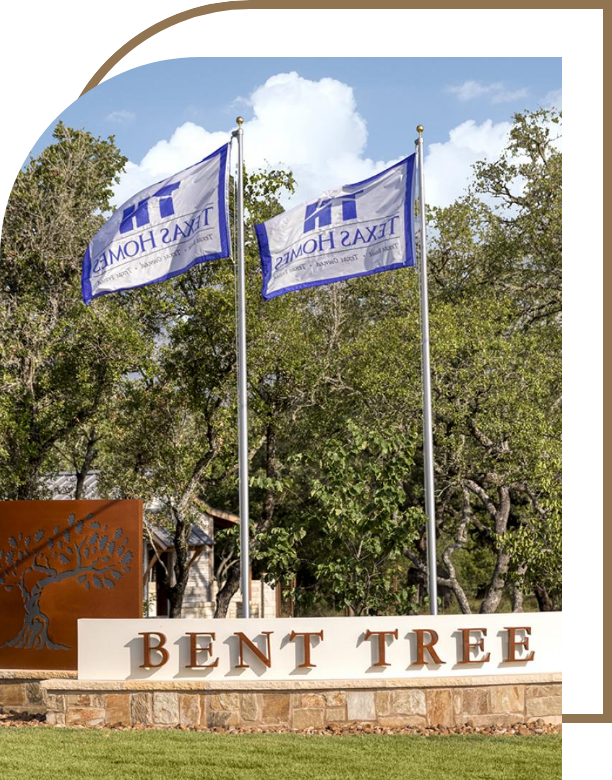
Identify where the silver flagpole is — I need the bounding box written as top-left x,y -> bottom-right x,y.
415,125 -> 438,616
233,116 -> 251,618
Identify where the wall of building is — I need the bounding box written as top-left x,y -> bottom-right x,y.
181,579 -> 277,619
181,547 -> 214,611
145,532 -> 278,619
179,547 -> 277,618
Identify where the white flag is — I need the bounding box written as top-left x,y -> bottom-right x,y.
82,144 -> 230,304
255,155 -> 416,300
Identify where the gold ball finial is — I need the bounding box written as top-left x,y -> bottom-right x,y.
236,116 -> 244,126
417,125 -> 424,135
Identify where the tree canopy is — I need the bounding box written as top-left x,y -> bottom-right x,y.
0,109 -> 561,616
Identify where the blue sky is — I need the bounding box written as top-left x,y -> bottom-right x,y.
30,57 -> 561,208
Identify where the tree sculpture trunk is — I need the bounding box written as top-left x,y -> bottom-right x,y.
1,587 -> 68,651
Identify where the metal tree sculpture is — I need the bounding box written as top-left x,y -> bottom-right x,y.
0,513 -> 133,651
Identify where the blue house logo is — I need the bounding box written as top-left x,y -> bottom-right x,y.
120,182 -> 181,234
303,191 -> 363,234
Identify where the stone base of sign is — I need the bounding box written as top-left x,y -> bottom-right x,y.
0,670 -> 77,715
40,674 -> 561,729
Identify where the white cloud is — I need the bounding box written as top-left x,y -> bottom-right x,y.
491,87 -> 529,104
243,72 -> 387,196
112,122 -> 229,204
106,109 -> 136,124
447,80 -> 501,101
425,112 -> 563,208
112,72 -> 395,208
424,119 -> 512,207
447,80 -> 529,104
112,72 -> 516,212
225,94 -> 252,113
543,88 -> 562,110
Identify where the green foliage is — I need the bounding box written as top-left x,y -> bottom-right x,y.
96,164 -> 300,512
257,423 -> 422,616
0,109 -> 562,616
0,123 -> 149,499
499,454 -> 562,600
472,108 -> 562,325
421,108 -> 562,611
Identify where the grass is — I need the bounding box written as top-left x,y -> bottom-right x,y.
0,727 -> 561,780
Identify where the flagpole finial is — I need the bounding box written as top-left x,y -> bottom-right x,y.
236,116 -> 244,126
417,125 -> 424,137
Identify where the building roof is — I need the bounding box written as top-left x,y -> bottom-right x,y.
45,471 -> 237,543
193,498 -> 239,528
147,524 -> 213,551
48,471 -> 100,501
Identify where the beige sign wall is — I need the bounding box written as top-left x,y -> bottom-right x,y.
78,613 -> 562,682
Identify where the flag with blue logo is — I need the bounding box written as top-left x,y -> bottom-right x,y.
82,144 -> 230,305
255,155 -> 416,300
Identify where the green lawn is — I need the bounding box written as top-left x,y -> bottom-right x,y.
0,727 -> 561,780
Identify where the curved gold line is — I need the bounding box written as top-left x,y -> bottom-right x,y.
81,1 -> 252,96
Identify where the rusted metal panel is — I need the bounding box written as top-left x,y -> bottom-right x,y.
0,500 -> 142,670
